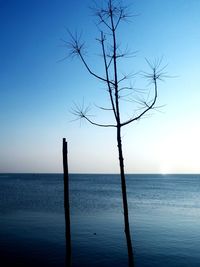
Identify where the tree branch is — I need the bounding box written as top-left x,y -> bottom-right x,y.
84,116 -> 117,127
100,31 -> 117,120
95,103 -> 114,111
78,52 -> 114,85
71,101 -> 116,128
120,60 -> 163,127
110,3 -> 120,125
67,31 -> 115,86
121,80 -> 157,126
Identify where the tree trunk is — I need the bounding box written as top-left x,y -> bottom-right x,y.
117,127 -> 134,267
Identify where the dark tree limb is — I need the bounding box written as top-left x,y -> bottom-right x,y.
120,60 -> 166,127
100,31 -> 118,120
84,115 -> 117,127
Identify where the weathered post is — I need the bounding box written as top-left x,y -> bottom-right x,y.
62,138 -> 71,266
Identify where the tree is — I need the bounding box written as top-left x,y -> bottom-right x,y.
66,0 -> 166,266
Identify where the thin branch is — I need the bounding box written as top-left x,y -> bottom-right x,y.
119,92 -> 134,100
121,84 -> 157,126
84,116 -> 117,127
97,11 -> 112,30
118,86 -> 134,92
117,71 -> 138,85
78,51 -> 114,85
71,101 -> 116,128
121,59 -> 165,127
143,57 -> 168,82
107,56 -> 113,69
110,3 -> 120,125
66,31 -> 115,86
100,31 -> 118,119
106,50 -> 137,60
66,31 -> 86,58
114,9 -> 123,30
94,103 -> 114,111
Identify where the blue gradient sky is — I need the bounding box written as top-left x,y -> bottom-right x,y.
1,0 -> 200,173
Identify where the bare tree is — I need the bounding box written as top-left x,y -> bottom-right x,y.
66,0 -> 166,266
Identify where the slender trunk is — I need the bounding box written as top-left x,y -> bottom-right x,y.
62,138 -> 72,267
117,127 -> 134,267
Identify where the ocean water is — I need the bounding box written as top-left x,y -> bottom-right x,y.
1,174 -> 200,267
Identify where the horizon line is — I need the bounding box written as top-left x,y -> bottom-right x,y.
0,172 -> 200,175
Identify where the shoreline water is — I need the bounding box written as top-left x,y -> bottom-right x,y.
1,173 -> 200,266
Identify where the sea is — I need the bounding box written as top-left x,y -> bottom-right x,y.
1,173 -> 200,267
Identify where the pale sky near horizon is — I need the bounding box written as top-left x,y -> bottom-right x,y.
1,0 -> 200,174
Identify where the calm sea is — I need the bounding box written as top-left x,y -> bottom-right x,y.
1,173 -> 200,267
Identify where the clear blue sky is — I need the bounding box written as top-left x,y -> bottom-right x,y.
1,0 -> 200,173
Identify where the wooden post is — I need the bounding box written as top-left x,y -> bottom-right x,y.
62,138 -> 71,266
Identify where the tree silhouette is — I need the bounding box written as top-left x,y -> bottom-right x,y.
66,0 -> 166,266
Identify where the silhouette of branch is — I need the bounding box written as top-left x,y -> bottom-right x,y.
66,31 -> 115,86
99,31 -> 117,119
71,102 -> 116,128
94,103 -> 114,111
84,116 -> 117,127
96,11 -> 112,30
106,46 -> 137,60
118,86 -> 134,92
121,59 -> 165,127
93,0 -> 133,29
78,53 -> 115,85
109,3 -> 120,124
143,57 -> 168,82
117,71 -> 138,85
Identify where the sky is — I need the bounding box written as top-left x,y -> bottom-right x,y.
1,0 -> 200,174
